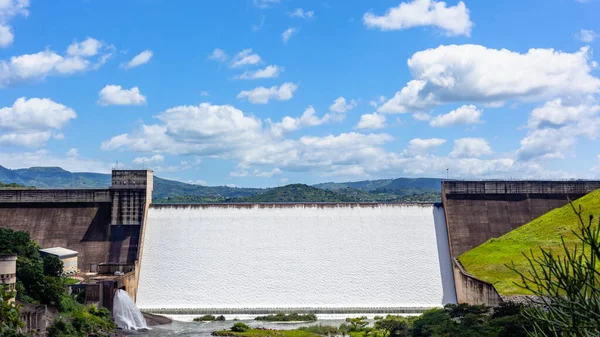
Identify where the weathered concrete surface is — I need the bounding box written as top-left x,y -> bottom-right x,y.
0,189 -> 111,203
442,181 -> 600,257
452,258 -> 502,307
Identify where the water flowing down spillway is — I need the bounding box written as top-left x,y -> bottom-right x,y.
113,289 -> 148,330
137,204 -> 456,311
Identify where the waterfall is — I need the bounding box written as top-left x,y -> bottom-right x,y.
113,289 -> 148,330
137,204 -> 456,310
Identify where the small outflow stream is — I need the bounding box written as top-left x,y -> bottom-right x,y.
113,289 -> 148,331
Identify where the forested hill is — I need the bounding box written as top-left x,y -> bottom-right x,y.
0,165 -> 442,202
235,184 -> 357,203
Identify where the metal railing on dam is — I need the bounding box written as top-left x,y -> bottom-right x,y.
141,307 -> 437,315
443,180 -> 600,195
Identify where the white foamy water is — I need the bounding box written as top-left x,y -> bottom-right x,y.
113,289 -> 148,330
137,204 -> 455,310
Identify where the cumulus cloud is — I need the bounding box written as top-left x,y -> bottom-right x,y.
122,50 -> 153,69
230,49 -> 262,68
405,138 -> 446,153
282,28 -> 298,43
237,82 -> 297,104
208,48 -> 228,62
98,85 -> 147,106
253,0 -> 279,8
378,45 -> 600,114
429,104 -> 482,127
517,99 -> 600,161
269,106 -> 329,136
330,97 -> 357,113
0,38 -> 113,87
577,29 -> 597,43
66,148 -> 78,157
355,112 -> 386,130
0,97 -> 76,147
288,9 -> 314,20
235,65 -> 283,80
133,154 -> 164,164
369,96 -> 386,108
0,0 -> 30,48
450,138 -> 492,158
363,0 -> 472,36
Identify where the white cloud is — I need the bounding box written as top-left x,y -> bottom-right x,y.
517,99 -> 600,161
379,45 -> 600,113
412,112 -> 431,121
133,154 -> 164,164
122,50 -> 153,69
208,48 -> 228,62
430,104 -> 482,127
66,148 -> 78,158
288,8 -> 314,20
329,96 -> 357,113
235,65 -> 283,79
355,112 -> 386,130
67,37 -> 102,57
577,29 -> 597,43
200,91 -> 210,96
363,0 -> 472,36
269,106 -> 329,136
282,28 -> 298,43
237,82 -> 298,104
0,39 -> 112,87
230,49 -> 261,68
0,97 -> 75,148
0,149 -> 111,173
233,167 -> 283,178
450,138 -> 492,158
369,95 -> 386,108
98,85 -> 147,106
0,0 -> 29,48
405,138 -> 446,153
253,0 -> 279,8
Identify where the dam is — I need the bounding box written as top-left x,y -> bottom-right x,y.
2,170 -> 600,311
136,203 -> 455,312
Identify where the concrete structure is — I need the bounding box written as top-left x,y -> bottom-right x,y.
442,180 -> 600,305
0,170 -> 153,302
39,247 -> 79,274
0,253 -> 17,300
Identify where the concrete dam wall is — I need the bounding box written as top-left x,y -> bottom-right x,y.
136,203 -> 456,312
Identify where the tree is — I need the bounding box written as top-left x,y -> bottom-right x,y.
0,286 -> 26,337
374,315 -> 409,337
43,255 -> 63,277
346,316 -> 369,331
509,203 -> 600,336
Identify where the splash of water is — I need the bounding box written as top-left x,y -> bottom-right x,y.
113,289 -> 148,330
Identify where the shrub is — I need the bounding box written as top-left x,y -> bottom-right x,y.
216,315 -> 226,321
298,324 -> 339,335
43,255 -> 64,277
194,314 -> 217,321
47,318 -> 77,337
231,322 -> 250,332
255,313 -> 317,322
346,317 -> 368,331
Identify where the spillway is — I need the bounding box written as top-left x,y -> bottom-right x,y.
136,203 -> 456,312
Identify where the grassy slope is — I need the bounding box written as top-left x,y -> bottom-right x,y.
459,188 -> 600,295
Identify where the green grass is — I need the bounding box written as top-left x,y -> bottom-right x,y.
459,188 -> 600,295
64,277 -> 80,285
212,329 -> 320,337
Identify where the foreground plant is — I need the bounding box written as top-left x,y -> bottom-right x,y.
509,203 -> 600,336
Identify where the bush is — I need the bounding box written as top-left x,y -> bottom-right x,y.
346,317 -> 368,331
43,255 -> 63,277
217,315 -> 226,321
255,313 -> 317,322
231,322 -> 250,332
47,318 -> 77,337
57,295 -> 80,313
298,324 -> 340,335
194,314 -> 217,321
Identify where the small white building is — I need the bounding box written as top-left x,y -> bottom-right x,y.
0,253 -> 17,301
39,247 -> 78,275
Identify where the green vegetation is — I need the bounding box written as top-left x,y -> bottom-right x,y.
0,181 -> 30,189
459,188 -> 600,294
0,228 -> 115,336
0,286 -> 26,337
214,305 -> 534,337
255,313 -> 318,322
194,314 -> 226,321
509,203 -> 600,335
238,184 -> 357,203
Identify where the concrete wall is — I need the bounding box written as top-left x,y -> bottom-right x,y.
442,180 -> 600,306
0,170 -> 153,278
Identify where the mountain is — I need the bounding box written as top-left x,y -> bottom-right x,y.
0,165 -> 442,203
314,178 -> 442,195
236,184 -> 357,203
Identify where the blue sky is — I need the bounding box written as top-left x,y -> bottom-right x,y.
0,0 -> 599,187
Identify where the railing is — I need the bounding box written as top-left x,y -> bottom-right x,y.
142,307 -> 436,315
